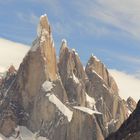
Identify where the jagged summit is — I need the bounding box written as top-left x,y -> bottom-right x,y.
37,14 -> 50,37
60,39 -> 68,54
62,38 -> 67,46
30,14 -> 57,81
0,14 -> 136,140
86,53 -> 119,94
90,53 -> 100,62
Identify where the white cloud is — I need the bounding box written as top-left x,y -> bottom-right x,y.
0,66 -> 6,73
99,49 -> 140,66
17,13 -> 39,25
0,38 -> 29,71
75,0 -> 140,39
109,69 -> 140,102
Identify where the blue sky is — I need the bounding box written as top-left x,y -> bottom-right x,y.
0,0 -> 140,76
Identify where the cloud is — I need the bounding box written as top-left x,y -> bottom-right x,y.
75,0 -> 140,39
109,69 -> 140,102
99,48 -> 140,67
0,66 -> 6,73
17,13 -> 39,25
0,38 -> 29,71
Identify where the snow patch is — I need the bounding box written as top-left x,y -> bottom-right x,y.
72,49 -> 78,56
85,93 -> 96,109
40,14 -> 47,20
72,48 -> 76,52
92,70 -> 104,80
62,39 -> 67,44
72,73 -> 79,84
74,106 -> 102,115
103,84 -> 109,90
61,39 -> 67,49
42,81 -> 54,92
127,109 -> 132,116
91,54 -> 100,62
46,94 -> 73,122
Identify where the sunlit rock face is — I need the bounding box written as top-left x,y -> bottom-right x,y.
85,55 -> 118,95
58,41 -> 87,106
15,14 -> 67,110
85,55 -> 129,134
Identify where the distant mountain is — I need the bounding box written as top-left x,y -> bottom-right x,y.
0,14 -> 136,140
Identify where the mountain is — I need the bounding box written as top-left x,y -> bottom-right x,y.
106,99 -> 139,140
0,14 -> 136,140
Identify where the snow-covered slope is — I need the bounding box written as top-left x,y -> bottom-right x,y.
46,93 -> 73,122
0,126 -> 47,140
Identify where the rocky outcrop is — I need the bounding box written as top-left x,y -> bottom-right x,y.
106,100 -> 140,140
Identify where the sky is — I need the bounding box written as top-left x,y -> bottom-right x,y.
0,0 -> 140,101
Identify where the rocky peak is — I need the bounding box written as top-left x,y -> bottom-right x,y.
58,40 -> 87,105
37,14 -> 50,37
14,14 -> 64,110
85,54 -> 130,135
86,54 -> 118,94
59,40 -> 87,82
60,39 -> 67,50
30,14 -> 57,81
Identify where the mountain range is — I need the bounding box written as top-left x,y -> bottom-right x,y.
0,14 -> 138,140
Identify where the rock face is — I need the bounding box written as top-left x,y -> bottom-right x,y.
58,41 -> 87,106
85,55 -> 118,94
106,100 -> 140,140
85,55 -> 128,134
11,14 -> 68,133
127,96 -> 136,112
15,14 -> 67,110
0,14 -> 136,140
